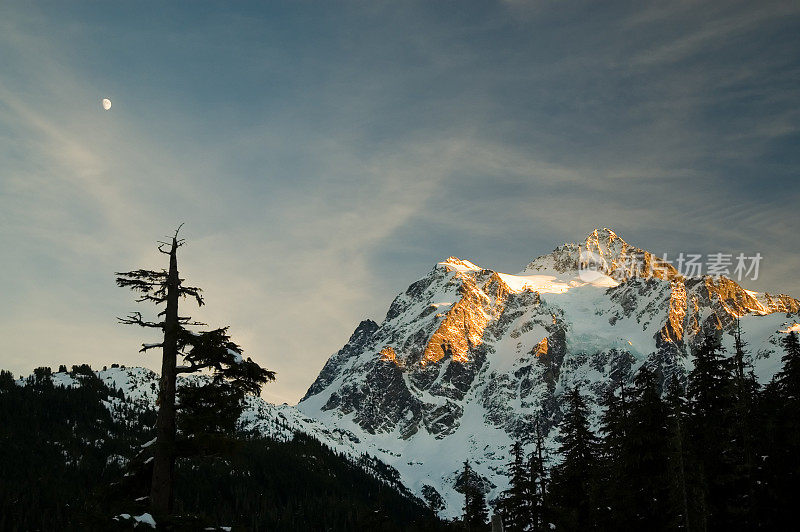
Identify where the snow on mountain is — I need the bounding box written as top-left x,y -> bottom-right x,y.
22,368 -> 336,445
17,365 -> 371,473
297,228 -> 800,517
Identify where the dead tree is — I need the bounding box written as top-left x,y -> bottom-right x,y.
116,226 -> 274,516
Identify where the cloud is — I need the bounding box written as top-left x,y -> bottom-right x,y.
625,1 -> 800,67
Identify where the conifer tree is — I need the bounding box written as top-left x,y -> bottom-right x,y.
599,380 -> 629,461
596,380 -> 631,528
664,375 -> 692,531
776,331 -> 800,399
470,485 -> 489,532
528,421 -> 548,532
549,386 -> 600,531
686,333 -> 735,530
758,331 -> 800,528
116,227 -> 274,517
0,369 -> 14,391
460,460 -> 488,531
498,441 -> 529,532
625,365 -> 674,530
728,320 -> 759,527
731,320 -> 760,415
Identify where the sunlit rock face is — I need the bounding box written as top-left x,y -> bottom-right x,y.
527,228 -> 681,282
421,270 -> 511,366
298,228 -> 800,517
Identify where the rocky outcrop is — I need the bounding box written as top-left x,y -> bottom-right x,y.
422,271 -> 511,366
763,292 -> 800,314
301,319 -> 378,401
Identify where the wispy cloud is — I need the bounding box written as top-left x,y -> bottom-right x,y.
1,1 -> 798,402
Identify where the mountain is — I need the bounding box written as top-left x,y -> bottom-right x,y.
297,228 -> 800,516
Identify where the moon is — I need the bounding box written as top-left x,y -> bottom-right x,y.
101,98 -> 112,111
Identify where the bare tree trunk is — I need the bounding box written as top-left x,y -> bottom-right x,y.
150,237 -> 180,516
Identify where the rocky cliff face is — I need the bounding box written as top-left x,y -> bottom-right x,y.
298,228 -> 800,516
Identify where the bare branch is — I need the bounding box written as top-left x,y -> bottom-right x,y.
117,312 -> 164,329
177,316 -> 205,326
140,343 -> 164,353
135,294 -> 168,304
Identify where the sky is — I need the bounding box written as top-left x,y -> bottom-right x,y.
1,0 -> 798,404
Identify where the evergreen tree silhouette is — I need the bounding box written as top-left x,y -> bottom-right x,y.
625,365 -> 675,530
116,226 -> 274,517
549,386 -> 600,531
596,379 -> 631,528
498,441 -> 529,531
460,460 -> 488,531
664,375 -> 693,531
686,333 -> 735,530
528,420 -> 548,532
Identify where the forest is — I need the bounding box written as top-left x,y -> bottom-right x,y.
0,365 -> 446,531
480,328 -> 800,532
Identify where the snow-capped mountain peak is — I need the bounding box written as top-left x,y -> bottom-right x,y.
438,257 -> 482,273
297,228 -> 800,516
522,227 -> 680,283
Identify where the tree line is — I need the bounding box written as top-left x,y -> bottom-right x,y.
463,327 -> 800,531
0,367 -> 446,530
